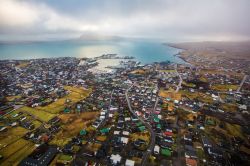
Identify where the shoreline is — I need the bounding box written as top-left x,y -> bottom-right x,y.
166,43 -> 192,65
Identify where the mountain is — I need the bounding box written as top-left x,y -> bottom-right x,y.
79,33 -> 124,41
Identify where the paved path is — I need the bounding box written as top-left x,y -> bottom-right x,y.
175,64 -> 182,93
125,84 -> 155,166
237,75 -> 248,92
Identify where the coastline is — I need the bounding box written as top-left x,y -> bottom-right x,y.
165,43 -> 191,65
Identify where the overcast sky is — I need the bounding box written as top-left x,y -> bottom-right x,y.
0,0 -> 250,41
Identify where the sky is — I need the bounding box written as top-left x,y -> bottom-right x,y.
0,0 -> 250,42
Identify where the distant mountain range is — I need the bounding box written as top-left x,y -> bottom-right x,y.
79,33 -> 124,41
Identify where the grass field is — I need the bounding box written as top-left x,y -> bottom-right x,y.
0,139 -> 35,166
12,86 -> 91,123
130,132 -> 150,144
159,69 -> 176,73
16,61 -> 30,68
96,136 -> 107,142
0,127 -> 28,149
211,84 -> 238,91
220,103 -> 238,112
36,86 -> 91,114
17,106 -> 56,122
182,81 -> 196,88
159,88 -> 182,100
49,112 -> 99,147
180,90 -> 213,104
130,69 -> 146,75
6,96 -> 22,102
225,123 -> 244,138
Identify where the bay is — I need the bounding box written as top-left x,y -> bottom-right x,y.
0,39 -> 184,64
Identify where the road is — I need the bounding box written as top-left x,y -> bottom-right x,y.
109,89 -> 114,109
237,75 -> 248,92
175,64 -> 182,93
125,84 -> 155,166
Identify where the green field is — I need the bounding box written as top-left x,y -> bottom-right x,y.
211,84 -> 238,91
17,106 -> 56,122
36,86 -> 91,114
0,127 -> 28,149
0,140 -> 35,166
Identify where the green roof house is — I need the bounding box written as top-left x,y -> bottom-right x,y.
156,124 -> 161,129
153,117 -> 160,123
136,122 -> 143,127
100,128 -> 110,134
161,148 -> 171,157
64,108 -> 70,113
138,126 -> 146,132
80,129 -> 87,136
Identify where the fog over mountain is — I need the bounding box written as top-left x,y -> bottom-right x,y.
0,0 -> 250,41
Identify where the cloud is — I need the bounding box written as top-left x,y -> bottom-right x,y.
0,0 -> 250,41
0,0 -> 99,34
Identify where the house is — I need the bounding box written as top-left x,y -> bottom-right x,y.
154,145 -> 160,154
202,137 -> 212,148
161,148 -> 171,157
0,126 -> 7,132
138,126 -> 146,132
185,150 -> 197,159
165,127 -> 173,132
125,117 -> 131,121
184,134 -> 192,142
110,154 -> 122,165
114,131 -> 120,135
80,129 -> 87,136
63,143 -> 73,153
121,137 -> 129,144
49,116 -> 60,125
208,147 -> 223,158
185,158 -> 197,166
125,159 -> 135,166
20,144 -> 57,166
10,122 -> 18,127
164,131 -> 173,137
100,115 -> 105,120
122,131 -> 129,136
100,128 -> 110,135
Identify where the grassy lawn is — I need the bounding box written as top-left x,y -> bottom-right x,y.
96,136 -> 107,142
219,103 -> 238,112
6,95 -> 22,102
196,148 -> 205,159
199,76 -> 208,82
0,127 -> 28,149
86,143 -> 102,152
130,132 -> 150,144
16,61 -> 30,68
225,123 -> 244,138
17,106 -> 56,122
199,95 -> 213,104
182,81 -> 196,88
36,86 -> 91,114
211,84 -> 238,91
180,90 -> 200,99
0,139 -> 35,166
180,90 -> 213,104
130,69 -> 146,75
159,88 -> 182,100
159,69 -> 176,73
49,112 -> 98,147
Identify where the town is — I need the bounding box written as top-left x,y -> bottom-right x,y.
0,54 -> 249,166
